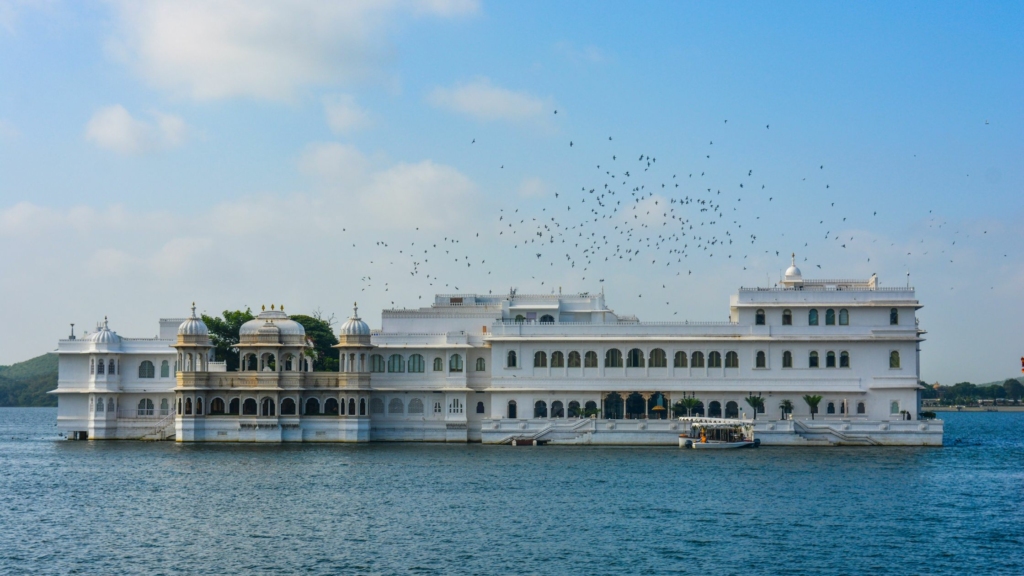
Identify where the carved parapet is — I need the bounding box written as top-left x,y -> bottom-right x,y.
337,373 -> 372,389
176,372 -> 210,389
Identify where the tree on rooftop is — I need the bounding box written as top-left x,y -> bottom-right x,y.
802,395 -> 822,420
744,395 -> 765,420
202,309 -> 255,372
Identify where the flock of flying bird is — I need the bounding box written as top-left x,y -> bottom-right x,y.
348,116 -> 997,315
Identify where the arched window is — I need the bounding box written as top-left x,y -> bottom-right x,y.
360,398 -> 366,415
568,351 -> 581,368
209,398 -> 225,415
159,398 -> 169,416
755,351 -> 766,368
551,401 -> 565,418
826,309 -> 836,325
514,314 -> 525,323
476,401 -> 485,414
260,398 -> 274,417
691,351 -> 705,368
857,402 -> 866,414
184,398 -> 192,415
605,349 -> 623,368
243,398 -> 257,415
370,354 -> 385,373
708,351 -> 722,368
890,308 -> 899,325
137,398 -> 154,416
826,351 -> 836,368
584,351 -> 598,368
650,349 -> 667,368
281,398 -> 296,415
194,398 -> 203,415
109,359 -> 116,375
839,308 -> 849,325
449,354 -> 464,373
507,351 -> 517,368
283,355 -> 293,371
534,400 -> 548,418
349,398 -> 357,415
534,351 -> 547,368
809,309 -> 819,326
755,309 -> 766,325
176,398 -> 182,415
448,398 -> 463,414
97,359 -> 105,375
782,351 -> 793,368
827,402 -> 836,414
540,314 -> 555,324
388,398 -> 403,414
507,400 -> 517,419
585,400 -> 597,413
725,351 -> 739,368
408,354 -> 425,373
408,398 -> 424,414
387,354 -> 405,373
433,357 -> 443,372
782,309 -> 792,325
889,351 -> 901,368
139,360 -> 155,379
476,357 -> 486,371
626,348 -> 645,368
160,360 -> 169,378
840,351 -> 850,368
568,400 -> 581,417
708,401 -> 722,418
725,401 -> 739,418
550,351 -> 564,368
809,351 -> 819,368
229,398 -> 239,415
305,398 -> 320,415
107,398 -> 115,412
370,398 -> 385,414
674,351 -> 688,368
322,398 -> 338,415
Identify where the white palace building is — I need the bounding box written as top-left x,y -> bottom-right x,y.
53,261 -> 943,446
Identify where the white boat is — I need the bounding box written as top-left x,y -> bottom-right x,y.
678,417 -> 760,449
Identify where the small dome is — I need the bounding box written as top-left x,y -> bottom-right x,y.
784,253 -> 802,278
239,307 -> 305,337
178,303 -> 209,336
257,321 -> 280,336
339,303 -> 370,336
89,317 -> 121,344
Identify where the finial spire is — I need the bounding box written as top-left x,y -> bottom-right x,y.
191,302 -> 197,318
103,316 -> 108,330
791,252 -> 795,266
353,302 -> 359,317
262,304 -> 265,311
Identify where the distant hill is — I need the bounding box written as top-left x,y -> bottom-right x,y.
975,377 -> 1024,388
0,353 -> 58,407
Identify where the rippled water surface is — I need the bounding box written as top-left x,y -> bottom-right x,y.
1,409 -> 1023,575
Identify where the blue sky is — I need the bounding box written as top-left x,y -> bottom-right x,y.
0,1 -> 1021,383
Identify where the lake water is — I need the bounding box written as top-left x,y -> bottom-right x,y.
1,409 -> 1022,575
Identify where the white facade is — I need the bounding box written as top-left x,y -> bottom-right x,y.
53,269 -> 942,445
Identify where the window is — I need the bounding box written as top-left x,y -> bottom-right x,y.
408,354 -> 425,373
890,308 -> 899,325
449,354 -> 464,372
889,351 -> 901,369
725,401 -> 739,418
674,351 -> 688,368
361,398 -> 367,415
176,398 -> 182,415
387,354 -> 405,373
448,398 -> 463,414
184,398 -> 192,415
139,360 -> 155,379
507,351 -> 517,368
476,401 -> 485,414
782,351 -> 793,368
137,398 -> 154,416
507,400 -> 517,419
349,398 -> 356,415
260,398 -> 274,417
782,309 -> 792,325
305,398 -> 320,415
605,349 -> 623,368
550,351 -> 564,368
229,398 -> 239,415
725,351 -> 739,368
584,351 -> 598,368
827,402 -> 836,414
840,351 -> 850,368
708,351 -> 722,368
568,351 -> 581,368
650,349 -> 667,368
90,359 -> 95,374
370,398 -> 385,414
826,351 -> 836,368
476,357 -> 486,371
324,398 -> 339,415
108,398 -> 115,412
370,354 -> 385,373
534,400 -> 548,418
281,398 -> 296,415
551,401 -> 564,418
809,309 -> 819,326
540,314 -> 555,324
755,351 -> 766,368
515,314 -> 525,323
160,360 -> 169,378
809,351 -> 819,368
109,359 -> 116,375
826,309 -> 836,325
626,348 -> 645,368
857,402 -> 866,414
585,400 -> 597,413
755,309 -> 766,325
568,400 -> 581,417
160,398 -> 169,416
97,359 -> 105,375
534,351 -> 548,368
210,398 -> 225,415
197,397 -> 205,414
242,398 -> 256,415
839,308 -> 849,325
388,398 -> 404,414
708,401 -> 722,418
433,357 -> 443,372
408,398 -> 424,414
691,351 -> 705,368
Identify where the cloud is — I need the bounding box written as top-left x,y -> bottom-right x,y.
554,41 -> 607,64
84,105 -> 187,154
323,94 -> 370,133
107,0 -> 479,101
428,77 -> 550,122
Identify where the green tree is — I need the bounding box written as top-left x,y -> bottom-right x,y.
744,395 -> 765,420
1003,379 -> 1024,404
290,314 -> 340,372
802,395 -> 823,420
779,399 -> 794,419
675,397 -> 702,417
202,309 -> 255,371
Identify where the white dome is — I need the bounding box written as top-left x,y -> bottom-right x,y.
89,317 -> 121,344
784,253 -> 802,278
178,303 -> 209,336
239,308 -> 306,337
339,303 -> 370,336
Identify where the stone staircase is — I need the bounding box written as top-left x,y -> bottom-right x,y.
793,420 -> 879,446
